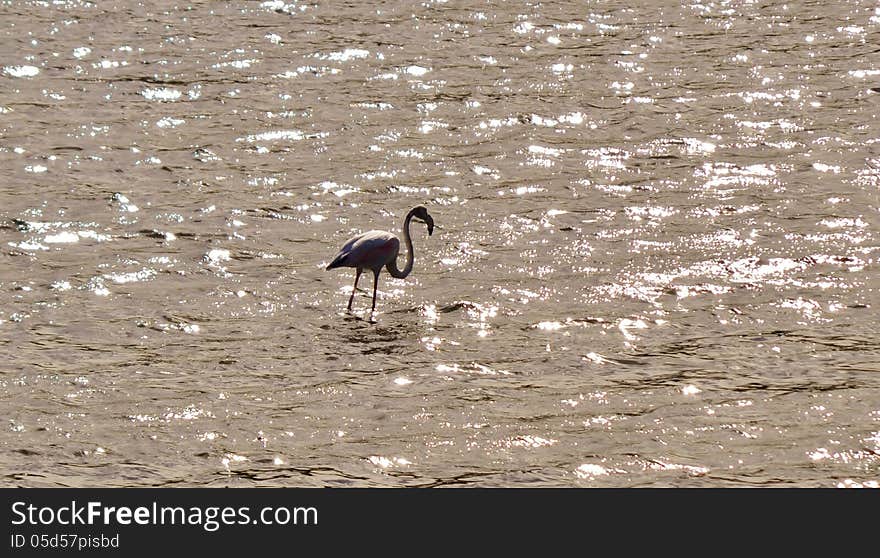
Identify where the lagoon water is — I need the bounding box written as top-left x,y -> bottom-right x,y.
1,1 -> 879,487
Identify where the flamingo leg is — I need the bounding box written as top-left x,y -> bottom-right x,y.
371,270 -> 380,314
347,269 -> 362,311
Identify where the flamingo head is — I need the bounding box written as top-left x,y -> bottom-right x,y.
412,205 -> 434,236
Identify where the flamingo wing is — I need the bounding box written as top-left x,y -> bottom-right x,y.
326,230 -> 399,270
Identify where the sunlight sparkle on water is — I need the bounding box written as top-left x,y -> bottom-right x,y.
4,65 -> 40,77
141,88 -> 181,102
368,456 -> 411,468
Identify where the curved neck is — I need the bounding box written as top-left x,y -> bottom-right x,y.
386,209 -> 416,279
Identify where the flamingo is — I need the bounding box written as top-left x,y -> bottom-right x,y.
326,205 -> 434,316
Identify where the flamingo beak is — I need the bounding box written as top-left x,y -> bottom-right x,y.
426,215 -> 434,236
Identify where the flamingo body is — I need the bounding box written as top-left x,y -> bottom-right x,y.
326,230 -> 400,273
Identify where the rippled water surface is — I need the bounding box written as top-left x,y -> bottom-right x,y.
2,1 -> 879,487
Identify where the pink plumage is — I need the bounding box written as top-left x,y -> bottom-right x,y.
326,230 -> 400,271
